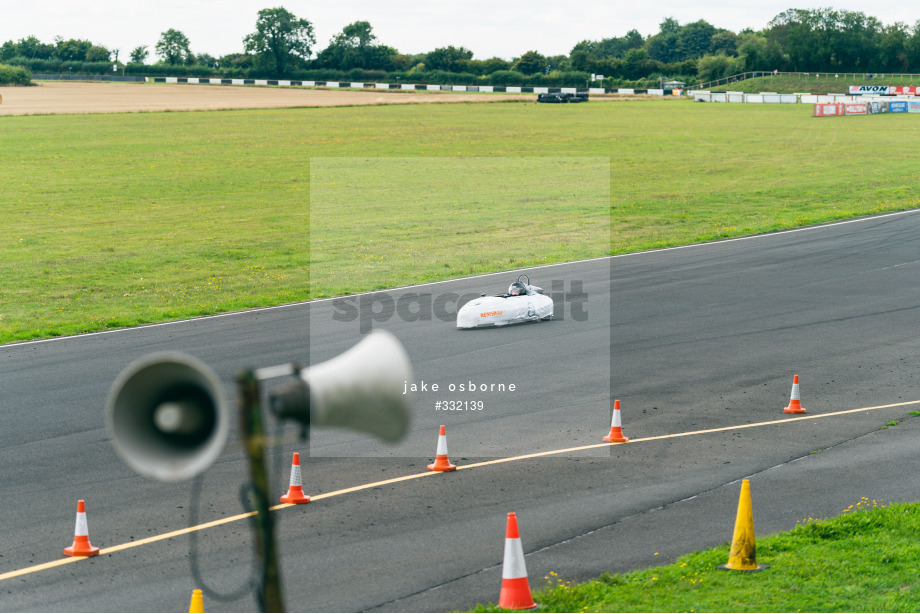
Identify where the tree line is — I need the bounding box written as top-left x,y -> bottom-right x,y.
4,7 -> 920,87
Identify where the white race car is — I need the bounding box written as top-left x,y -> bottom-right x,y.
456,274 -> 554,329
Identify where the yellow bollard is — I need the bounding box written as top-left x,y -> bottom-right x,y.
188,589 -> 204,613
719,479 -> 769,571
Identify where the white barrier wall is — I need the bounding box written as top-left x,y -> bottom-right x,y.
687,89 -> 919,106
142,77 -> 919,109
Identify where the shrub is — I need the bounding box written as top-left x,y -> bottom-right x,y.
697,54 -> 745,83
0,63 -> 31,85
124,63 -> 221,78
538,70 -> 592,87
486,70 -> 527,86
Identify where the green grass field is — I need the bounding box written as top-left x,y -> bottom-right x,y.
310,156 -> 609,297
3,98 -> 920,343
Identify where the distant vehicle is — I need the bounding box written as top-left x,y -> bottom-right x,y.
456,274 -> 554,328
537,92 -> 588,103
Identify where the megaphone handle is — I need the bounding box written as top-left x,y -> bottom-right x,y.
237,369 -> 286,613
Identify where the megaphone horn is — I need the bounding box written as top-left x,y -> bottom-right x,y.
269,330 -> 413,443
106,352 -> 230,482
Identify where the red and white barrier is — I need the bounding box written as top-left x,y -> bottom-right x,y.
845,103 -> 868,115
813,103 -> 845,117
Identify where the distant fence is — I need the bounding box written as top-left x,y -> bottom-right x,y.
145,76 -> 686,97
34,74 -> 146,82
694,71 -> 920,91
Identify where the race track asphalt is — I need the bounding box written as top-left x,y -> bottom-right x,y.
2,209 -> 920,612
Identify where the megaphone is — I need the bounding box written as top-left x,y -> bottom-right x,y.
269,330 -> 413,442
106,352 -> 230,482
107,331 -> 413,482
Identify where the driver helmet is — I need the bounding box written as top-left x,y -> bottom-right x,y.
509,281 -> 527,296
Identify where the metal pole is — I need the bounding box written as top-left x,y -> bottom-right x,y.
237,370 -> 285,613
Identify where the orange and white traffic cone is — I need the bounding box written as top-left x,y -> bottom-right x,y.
64,499 -> 100,557
498,512 -> 537,610
603,400 -> 629,442
427,425 -> 457,472
280,452 -> 311,504
783,375 -> 806,414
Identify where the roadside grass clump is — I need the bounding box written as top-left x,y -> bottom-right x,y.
3,101 -> 920,343
473,500 -> 920,612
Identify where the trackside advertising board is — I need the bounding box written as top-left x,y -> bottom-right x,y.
820,99 -> 920,117
849,85 -> 890,94
813,103 -> 845,117
845,103 -> 868,115
869,101 -> 888,113
848,85 -> 920,95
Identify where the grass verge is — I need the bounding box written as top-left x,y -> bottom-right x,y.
473,499 -> 920,612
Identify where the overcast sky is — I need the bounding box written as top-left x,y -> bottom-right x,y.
3,1 -> 918,61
